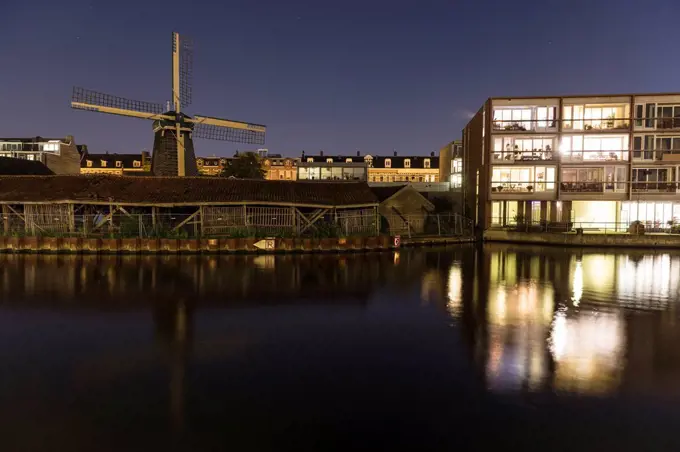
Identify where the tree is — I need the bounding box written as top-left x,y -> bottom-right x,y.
220,152 -> 265,179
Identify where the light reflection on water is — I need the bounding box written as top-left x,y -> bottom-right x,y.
4,246 -> 680,448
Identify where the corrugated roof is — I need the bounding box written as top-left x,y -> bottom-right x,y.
0,175 -> 379,207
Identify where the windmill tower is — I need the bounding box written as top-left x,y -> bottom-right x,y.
71,32 -> 266,176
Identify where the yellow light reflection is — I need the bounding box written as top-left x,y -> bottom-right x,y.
549,310 -> 624,395
485,280 -> 555,393
446,265 -> 462,317
572,260 -> 583,306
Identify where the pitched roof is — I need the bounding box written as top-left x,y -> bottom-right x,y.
82,153 -> 144,169
0,175 -> 379,207
301,154 -> 439,169
370,185 -> 408,202
0,157 -> 54,175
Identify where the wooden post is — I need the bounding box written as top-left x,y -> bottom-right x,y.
1,205 -> 8,235
68,204 -> 75,234
152,206 -> 157,233
437,214 -> 441,236
198,206 -> 204,237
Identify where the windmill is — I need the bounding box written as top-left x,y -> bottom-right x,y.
71,32 -> 266,176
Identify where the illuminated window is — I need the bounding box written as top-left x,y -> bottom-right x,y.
424,158 -> 430,168
86,160 -> 92,167
115,161 -> 122,168
346,158 -> 352,163
101,160 -> 107,167
404,159 -> 411,168
385,158 -> 391,168
133,160 -> 141,168
327,158 -> 333,164
307,157 -> 313,163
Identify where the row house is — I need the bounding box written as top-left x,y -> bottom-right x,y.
299,151 -> 440,183
462,93 -> 680,230
81,151 -> 150,175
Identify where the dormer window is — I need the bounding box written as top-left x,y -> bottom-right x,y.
133,160 -> 141,168
307,157 -> 313,163
197,159 -> 203,166
385,158 -> 391,168
86,160 -> 93,167
424,158 -> 430,168
115,161 -> 122,168
327,158 -> 333,164
404,159 -> 411,168
101,160 -> 107,167
364,155 -> 373,167
345,158 -> 352,163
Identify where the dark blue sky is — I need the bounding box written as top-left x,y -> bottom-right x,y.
2,0 -> 678,157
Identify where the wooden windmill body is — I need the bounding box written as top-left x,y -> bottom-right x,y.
71,32 -> 266,176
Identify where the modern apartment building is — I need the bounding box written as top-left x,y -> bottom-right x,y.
438,140 -> 463,188
463,93 -> 680,230
0,136 -> 82,174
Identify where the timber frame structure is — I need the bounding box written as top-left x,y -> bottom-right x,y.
0,176 -> 380,237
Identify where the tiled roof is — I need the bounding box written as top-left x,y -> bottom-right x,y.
82,153 -> 144,169
370,185 -> 408,202
0,157 -> 54,175
301,154 -> 439,169
0,175 -> 379,207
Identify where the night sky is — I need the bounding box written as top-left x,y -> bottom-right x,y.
2,0 -> 679,157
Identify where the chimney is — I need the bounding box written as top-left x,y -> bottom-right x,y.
430,151 -> 435,157
320,150 -> 324,157
302,150 -> 305,158
356,151 -> 360,157
393,150 -> 397,157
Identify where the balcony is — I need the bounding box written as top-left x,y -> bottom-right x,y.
492,149 -> 556,163
633,150 -> 680,162
561,150 -> 628,163
632,182 -> 679,193
560,182 -> 624,193
491,119 -> 557,133
563,118 -> 630,131
491,182 -> 556,194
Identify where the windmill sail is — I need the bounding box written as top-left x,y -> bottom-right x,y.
71,87 -> 169,120
189,115 -> 266,144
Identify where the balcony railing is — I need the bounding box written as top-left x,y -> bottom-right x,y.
493,119 -> 631,132
563,118 -> 630,131
560,182 -> 626,193
631,182 -> 679,193
492,150 -> 556,162
491,182 -> 556,193
560,150 -> 628,163
633,150 -> 680,162
492,120 -> 557,132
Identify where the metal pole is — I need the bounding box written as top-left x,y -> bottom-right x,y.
437,214 -> 441,236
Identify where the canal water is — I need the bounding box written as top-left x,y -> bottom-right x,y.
2,246 -> 680,451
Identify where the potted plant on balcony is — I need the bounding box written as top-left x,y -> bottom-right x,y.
605,113 -> 615,129
526,185 -> 534,193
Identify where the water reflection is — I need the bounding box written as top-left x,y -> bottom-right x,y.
3,244 -> 680,416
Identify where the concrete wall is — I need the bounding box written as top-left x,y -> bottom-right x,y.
44,141 -> 81,175
485,229 -> 680,248
462,102 -> 489,228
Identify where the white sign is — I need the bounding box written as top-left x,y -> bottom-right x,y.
393,235 -> 401,248
254,238 -> 275,250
